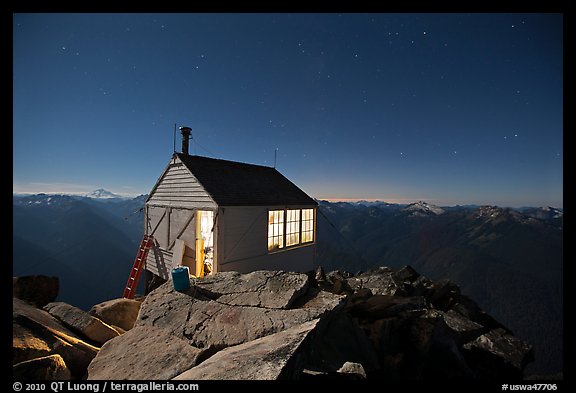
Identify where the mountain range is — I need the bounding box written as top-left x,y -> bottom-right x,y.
12,191 -> 562,375
13,192 -> 146,310
315,200 -> 563,375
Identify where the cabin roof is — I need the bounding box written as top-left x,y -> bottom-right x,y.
175,153 -> 317,207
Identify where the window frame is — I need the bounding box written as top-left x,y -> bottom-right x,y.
267,209 -> 285,251
267,207 -> 315,253
300,208 -> 315,244
285,209 -> 301,247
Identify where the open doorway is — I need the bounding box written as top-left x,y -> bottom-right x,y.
195,210 -> 215,277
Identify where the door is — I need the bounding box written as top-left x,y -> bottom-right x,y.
195,210 -> 215,277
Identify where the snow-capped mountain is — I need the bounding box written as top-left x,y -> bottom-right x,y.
474,205 -> 505,219
12,193 -> 78,208
471,205 -> 564,227
401,201 -> 445,216
85,188 -> 125,199
520,206 -> 563,220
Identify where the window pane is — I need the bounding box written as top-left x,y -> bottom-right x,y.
268,210 -> 285,251
286,209 -> 300,246
301,208 -> 314,244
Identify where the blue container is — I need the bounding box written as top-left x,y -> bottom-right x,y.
171,266 -> 190,292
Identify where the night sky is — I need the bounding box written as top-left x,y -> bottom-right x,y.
12,13 -> 563,207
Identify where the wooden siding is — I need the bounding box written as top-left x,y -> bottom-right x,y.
217,206 -> 315,273
219,207 -> 267,265
146,207 -> 170,248
144,206 -> 197,281
147,156 -> 217,209
144,205 -> 221,280
219,242 -> 315,273
168,208 -> 196,249
145,246 -> 172,280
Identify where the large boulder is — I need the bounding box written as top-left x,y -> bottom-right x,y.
348,267 -> 403,296
88,270 -> 346,380
174,319 -> 320,380
441,309 -> 485,345
405,309 -> 475,379
300,310 -> 380,374
44,302 -> 120,345
427,279 -> 461,310
392,265 -> 420,283
345,294 -> 428,319
13,298 -> 98,379
194,270 -> 310,309
87,267 -> 534,380
13,354 -> 71,380
463,328 -> 534,379
136,274 -> 342,353
87,326 -> 204,380
89,298 -> 142,331
13,276 -> 59,308
451,294 -> 510,333
338,266 -> 535,380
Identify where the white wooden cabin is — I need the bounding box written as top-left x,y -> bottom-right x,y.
143,139 -> 317,289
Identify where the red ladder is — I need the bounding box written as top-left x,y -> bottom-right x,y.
123,235 -> 154,299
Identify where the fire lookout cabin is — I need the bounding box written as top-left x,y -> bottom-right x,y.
143,127 -> 318,289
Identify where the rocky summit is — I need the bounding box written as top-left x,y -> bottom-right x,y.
13,266 -> 534,380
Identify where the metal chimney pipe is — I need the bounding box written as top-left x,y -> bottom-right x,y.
179,126 -> 192,155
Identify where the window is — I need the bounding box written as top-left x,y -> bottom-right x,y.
268,208 -> 314,252
286,209 -> 300,247
301,208 -> 314,243
268,210 -> 284,251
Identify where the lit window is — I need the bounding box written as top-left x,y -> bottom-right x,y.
268,208 -> 315,252
268,210 -> 284,251
301,209 -> 314,243
286,209 -> 301,246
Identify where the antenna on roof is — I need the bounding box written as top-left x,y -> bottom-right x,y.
173,123 -> 176,153
274,148 -> 278,168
